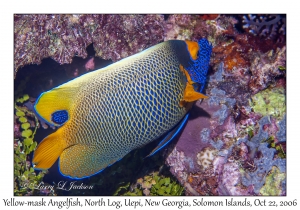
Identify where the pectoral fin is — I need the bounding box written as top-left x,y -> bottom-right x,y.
32,129 -> 67,170
179,65 -> 208,107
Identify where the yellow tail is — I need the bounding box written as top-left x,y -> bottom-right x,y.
32,129 -> 67,170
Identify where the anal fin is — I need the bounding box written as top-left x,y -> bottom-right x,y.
146,113 -> 190,157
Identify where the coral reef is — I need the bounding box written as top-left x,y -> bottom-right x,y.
164,15 -> 197,41
116,171 -> 184,196
250,86 -> 286,119
166,79 -> 286,196
14,14 -> 164,76
248,47 -> 286,93
164,14 -> 285,196
14,14 -> 286,196
164,14 -> 237,43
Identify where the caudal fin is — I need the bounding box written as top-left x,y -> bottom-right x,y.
32,130 -> 66,170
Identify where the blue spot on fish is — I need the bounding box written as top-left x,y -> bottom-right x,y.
51,110 -> 68,125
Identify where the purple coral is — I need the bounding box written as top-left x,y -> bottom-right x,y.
14,14 -> 164,76
242,15 -> 286,38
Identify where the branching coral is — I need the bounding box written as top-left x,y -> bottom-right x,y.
243,15 -> 286,38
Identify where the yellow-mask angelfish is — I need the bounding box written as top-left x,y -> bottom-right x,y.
32,38 -> 212,179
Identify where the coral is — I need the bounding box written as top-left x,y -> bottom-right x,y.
215,116 -> 286,195
196,147 -> 218,170
211,15 -> 286,74
219,162 -> 254,195
146,24 -> 285,194
186,167 -> 219,196
14,14 -> 164,76
263,136 -> 286,159
164,15 -> 196,41
194,15 -> 238,43
199,15 -> 220,21
166,148 -> 190,183
243,15 -> 286,38
276,114 -> 286,143
212,33 -> 285,72
164,15 -> 236,42
114,171 -> 184,196
259,166 -> 285,196
212,35 -> 250,71
248,47 -> 286,93
250,87 -> 286,120
237,118 -> 286,194
166,55 -> 285,196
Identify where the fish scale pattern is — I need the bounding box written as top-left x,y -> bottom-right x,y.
59,41 -> 189,178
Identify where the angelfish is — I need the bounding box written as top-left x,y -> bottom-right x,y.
32,39 -> 212,179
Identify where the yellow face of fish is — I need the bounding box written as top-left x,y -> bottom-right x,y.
32,39 -> 212,179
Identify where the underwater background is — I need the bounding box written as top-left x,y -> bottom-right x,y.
14,14 -> 286,196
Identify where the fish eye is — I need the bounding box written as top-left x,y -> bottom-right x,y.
51,110 -> 69,125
